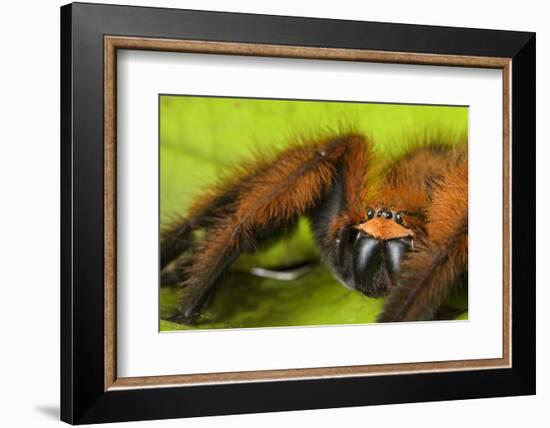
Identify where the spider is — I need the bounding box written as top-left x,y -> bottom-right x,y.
161,132 -> 468,324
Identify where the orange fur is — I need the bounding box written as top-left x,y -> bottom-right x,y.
378,156 -> 468,322
357,217 -> 413,240
367,143 -> 467,240
340,135 -> 373,222
176,134 -> 371,315
425,160 -> 468,246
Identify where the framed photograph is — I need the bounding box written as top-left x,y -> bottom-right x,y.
60,2 -> 535,424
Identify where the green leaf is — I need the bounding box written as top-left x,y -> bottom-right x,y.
160,266 -> 385,330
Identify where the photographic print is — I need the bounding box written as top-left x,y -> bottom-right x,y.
62,5 -> 534,422
159,95 -> 468,331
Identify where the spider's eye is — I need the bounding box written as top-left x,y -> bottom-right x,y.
395,213 -> 404,225
366,207 -> 374,219
385,211 -> 393,219
377,210 -> 384,218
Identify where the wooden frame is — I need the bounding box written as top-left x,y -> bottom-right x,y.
104,35 -> 512,388
61,2 -> 535,424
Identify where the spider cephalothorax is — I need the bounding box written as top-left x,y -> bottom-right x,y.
161,132 -> 468,324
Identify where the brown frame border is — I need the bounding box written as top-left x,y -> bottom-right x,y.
103,36 -> 512,391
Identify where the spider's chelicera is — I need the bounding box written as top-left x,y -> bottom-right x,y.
161,132 -> 468,324
333,207 -> 415,297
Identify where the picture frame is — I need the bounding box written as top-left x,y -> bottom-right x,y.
60,2 -> 535,424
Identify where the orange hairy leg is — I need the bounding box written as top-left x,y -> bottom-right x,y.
307,135 -> 376,292
161,183 -> 244,269
377,147 -> 468,322
162,134 -> 373,323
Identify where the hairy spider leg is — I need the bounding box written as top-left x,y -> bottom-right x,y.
163,134 -> 373,323
378,156 -> 468,322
